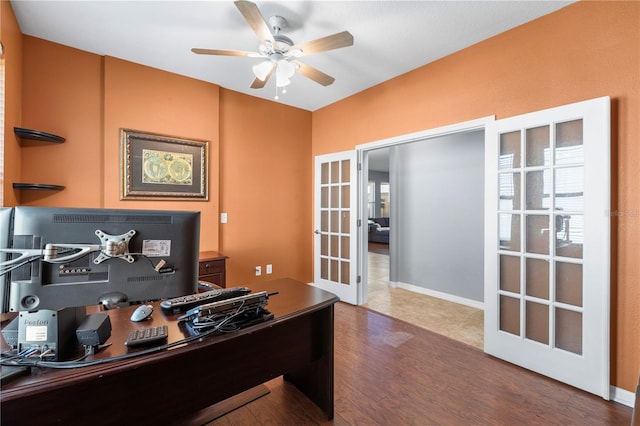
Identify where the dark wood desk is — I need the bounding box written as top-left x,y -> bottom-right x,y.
0,279 -> 338,425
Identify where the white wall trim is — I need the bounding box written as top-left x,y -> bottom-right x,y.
390,281 -> 484,310
356,116 -> 494,152
610,385 -> 636,408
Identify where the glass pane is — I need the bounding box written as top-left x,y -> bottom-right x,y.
526,214 -> 549,255
321,234 -> 328,256
331,161 -> 340,184
526,258 -> 549,300
556,262 -> 583,307
555,308 -> 582,354
341,160 -> 350,182
499,172 -> 520,211
499,131 -> 521,170
525,170 -> 552,210
556,214 -> 583,258
321,187 -> 328,209
330,259 -> 339,282
321,258 -> 328,280
321,211 -> 328,232
331,186 -> 339,208
500,255 -> 520,294
330,211 -> 339,233
500,295 -> 520,336
526,301 -> 549,344
526,125 -> 550,167
499,214 -> 521,251
340,236 -> 349,260
341,185 -> 350,209
556,120 -> 584,165
342,211 -> 350,233
321,162 -> 329,185
330,235 -> 339,257
340,261 -> 350,284
555,167 -> 584,212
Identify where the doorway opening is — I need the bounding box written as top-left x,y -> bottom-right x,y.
358,120 -> 488,349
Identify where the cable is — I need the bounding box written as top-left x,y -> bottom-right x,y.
0,256 -> 41,277
0,303 -> 268,370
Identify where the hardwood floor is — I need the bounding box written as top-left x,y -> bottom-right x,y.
209,302 -> 632,425
367,242 -> 389,255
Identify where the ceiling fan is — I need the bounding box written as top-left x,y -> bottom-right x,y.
191,0 -> 354,95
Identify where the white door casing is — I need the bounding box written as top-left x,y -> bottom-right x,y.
484,97 -> 610,398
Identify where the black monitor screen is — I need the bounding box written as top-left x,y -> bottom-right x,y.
9,207 -> 200,311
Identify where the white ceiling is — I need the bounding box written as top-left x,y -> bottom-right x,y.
10,1 -> 573,112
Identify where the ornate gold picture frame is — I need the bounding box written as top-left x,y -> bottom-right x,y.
120,129 -> 208,200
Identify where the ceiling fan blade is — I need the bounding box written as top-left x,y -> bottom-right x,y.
293,61 -> 335,86
234,0 -> 275,44
292,31 -> 354,57
191,48 -> 253,57
250,62 -> 276,89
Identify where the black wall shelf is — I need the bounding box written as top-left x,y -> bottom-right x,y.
14,127 -> 65,143
13,127 -> 66,193
13,183 -> 65,191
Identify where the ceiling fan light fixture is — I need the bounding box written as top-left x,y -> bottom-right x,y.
252,61 -> 273,81
275,60 -> 296,88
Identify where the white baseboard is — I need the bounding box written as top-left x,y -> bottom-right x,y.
610,385 -> 636,408
390,281 -> 484,311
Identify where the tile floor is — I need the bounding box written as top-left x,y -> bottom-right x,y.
363,251 -> 484,350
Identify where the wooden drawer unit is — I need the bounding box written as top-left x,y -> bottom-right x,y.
198,251 -> 227,288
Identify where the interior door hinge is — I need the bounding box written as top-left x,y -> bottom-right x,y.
358,162 -> 362,171
357,218 -> 361,227
357,275 -> 361,284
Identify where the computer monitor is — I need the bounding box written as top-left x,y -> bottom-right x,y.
0,207 -> 14,315
8,207 -> 200,312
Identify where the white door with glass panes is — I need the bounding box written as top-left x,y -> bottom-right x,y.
484,97 -> 610,398
313,151 -> 358,304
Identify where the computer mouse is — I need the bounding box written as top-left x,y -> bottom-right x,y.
130,304 -> 153,322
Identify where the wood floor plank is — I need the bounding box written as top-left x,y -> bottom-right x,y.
206,302 -> 632,425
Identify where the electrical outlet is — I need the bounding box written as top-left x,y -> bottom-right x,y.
266,264 -> 272,274
255,266 -> 261,276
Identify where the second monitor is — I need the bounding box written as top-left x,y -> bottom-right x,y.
7,206 -> 200,312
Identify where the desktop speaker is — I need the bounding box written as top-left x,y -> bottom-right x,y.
76,313 -> 112,347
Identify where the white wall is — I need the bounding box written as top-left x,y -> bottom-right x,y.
394,130 -> 484,302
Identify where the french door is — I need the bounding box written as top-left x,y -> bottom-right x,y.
484,97 -> 610,398
313,151 -> 358,305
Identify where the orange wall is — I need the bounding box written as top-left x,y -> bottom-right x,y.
20,37 -> 103,207
102,56 -> 221,251
219,89 -> 312,284
313,1 -> 639,392
1,0 -> 22,206
5,25 -> 312,285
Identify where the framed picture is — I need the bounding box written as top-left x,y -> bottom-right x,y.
120,129 -> 208,200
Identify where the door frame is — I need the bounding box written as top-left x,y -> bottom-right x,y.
355,116 -> 494,305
